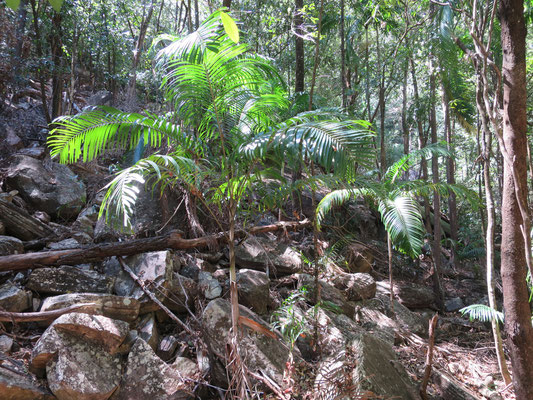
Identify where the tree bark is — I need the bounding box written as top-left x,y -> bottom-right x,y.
308,0 -> 323,110
499,0 -> 533,396
294,0 -> 305,93
339,0 -> 346,109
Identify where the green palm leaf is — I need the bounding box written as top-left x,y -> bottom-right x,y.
460,304 -> 504,324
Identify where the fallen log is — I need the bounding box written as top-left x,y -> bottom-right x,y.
0,303 -> 98,322
0,219 -> 311,272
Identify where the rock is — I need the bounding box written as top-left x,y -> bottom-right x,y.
0,366 -> 53,400
17,146 -> 46,159
393,283 -> 435,309
298,274 -> 354,318
0,334 -> 13,352
0,235 -> 24,255
198,271 -> 222,300
5,126 -> 24,150
164,273 -> 198,313
158,335 -> 180,361
40,293 -> 140,323
112,251 -> 173,313
111,339 -> 193,400
236,269 -> 270,314
203,298 -> 291,385
33,211 -> 51,224
433,368 -> 481,400
235,237 -> 303,276
87,90 -> 113,106
6,155 -> 86,219
31,324 -> 79,373
0,220 -> 5,235
445,297 -> 465,312
343,243 -> 374,273
0,283 -> 31,312
47,238 -> 79,250
53,312 -> 130,353
137,313 -> 159,351
172,357 -> 200,380
333,273 -> 376,301
26,265 -> 114,295
46,339 -> 122,400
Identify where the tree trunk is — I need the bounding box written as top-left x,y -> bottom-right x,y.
223,0 -> 231,8
29,0 -> 50,124
339,0 -> 346,109
499,0 -> 533,396
308,0 -> 323,110
376,28 -> 386,173
50,11 -> 63,120
294,0 -> 304,93
477,77 -> 512,385
442,88 -> 458,265
127,0 -> 155,102
401,60 -> 409,157
430,70 -> 444,311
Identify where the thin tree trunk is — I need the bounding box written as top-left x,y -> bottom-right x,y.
477,77 -> 512,385
340,0 -> 346,109
387,233 -> 394,314
499,0 -> 533,395
127,0 -> 155,102
294,0 -> 304,93
442,88 -> 458,265
29,0 -> 50,124
410,58 -> 432,234
308,0 -> 323,109
223,0 -> 231,8
14,0 -> 27,64
401,60 -> 409,157
194,0 -> 198,29
376,27 -> 386,173
430,68 -> 444,311
50,11 -> 63,120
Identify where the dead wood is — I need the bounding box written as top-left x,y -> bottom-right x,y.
0,303 -> 98,322
0,197 -> 55,241
420,314 -> 438,400
0,219 -> 311,272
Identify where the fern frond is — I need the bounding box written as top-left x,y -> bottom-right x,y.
460,304 -> 504,324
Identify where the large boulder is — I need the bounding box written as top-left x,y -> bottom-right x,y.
235,237 -> 303,276
332,273 -> 376,301
343,243 -> 374,273
298,274 -> 355,318
46,340 -> 122,400
202,298 -> 291,385
236,269 -> 270,314
27,265 -> 114,295
111,339 -> 193,400
6,155 -> 86,219
393,283 -> 436,309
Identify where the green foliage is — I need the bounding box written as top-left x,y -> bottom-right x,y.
271,288 -> 312,351
460,304 -> 504,324
6,0 -> 63,12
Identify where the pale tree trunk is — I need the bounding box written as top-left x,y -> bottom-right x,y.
499,0 -> 533,396
294,0 -> 304,93
29,0 -> 50,124
376,27 -> 386,173
401,60 -> 409,157
476,75 -> 512,386
50,11 -> 63,120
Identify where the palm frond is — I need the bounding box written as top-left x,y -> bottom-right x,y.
48,107 -> 181,163
378,194 -> 424,258
316,188 -> 373,229
460,304 -> 504,324
100,153 -> 198,230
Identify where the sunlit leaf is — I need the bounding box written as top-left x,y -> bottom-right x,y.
220,11 -> 239,43
5,0 -> 21,11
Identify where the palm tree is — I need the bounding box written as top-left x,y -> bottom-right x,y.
316,144 -> 477,312
47,12 -> 375,387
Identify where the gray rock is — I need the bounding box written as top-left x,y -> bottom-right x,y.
87,91 -> 113,106
53,312 -> 130,354
6,155 -> 86,219
333,273 -> 376,301
0,334 -> 13,353
202,298 -> 290,385
343,243 -> 374,273
0,365 -> 53,399
236,269 -> 270,314
164,273 -> 198,313
298,274 -> 355,318
0,283 -> 31,312
111,339 -> 192,400
47,238 -> 80,250
235,237 -> 302,277
393,283 -> 435,309
111,251 -> 173,313
137,313 -> 159,351
46,339 -> 122,400
0,235 -> 24,255
198,271 -> 222,300
27,265 -> 114,295
158,335 -> 180,361
40,293 -> 140,323
445,297 -> 465,312
172,357 -> 200,380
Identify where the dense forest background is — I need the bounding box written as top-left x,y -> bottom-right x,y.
1,0 -> 533,398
